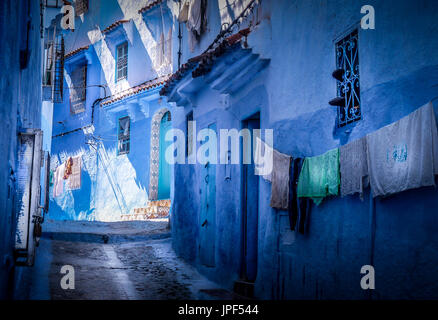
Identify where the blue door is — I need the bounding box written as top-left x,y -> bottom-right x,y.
199,123 -> 216,267
158,112 -> 171,200
242,115 -> 260,282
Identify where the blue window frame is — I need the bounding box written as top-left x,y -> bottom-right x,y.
116,42 -> 128,82
118,116 -> 130,155
336,29 -> 361,127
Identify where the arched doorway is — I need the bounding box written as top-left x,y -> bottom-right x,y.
148,108 -> 171,201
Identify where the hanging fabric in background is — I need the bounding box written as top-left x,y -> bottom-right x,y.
288,158 -> 311,233
178,1 -> 190,22
68,156 -> 82,190
187,0 -> 207,52
53,163 -> 65,198
254,137 -> 273,182
340,137 -> 369,199
297,148 -> 340,205
366,102 -> 438,198
63,157 -> 73,180
269,149 -> 292,210
49,170 -> 54,186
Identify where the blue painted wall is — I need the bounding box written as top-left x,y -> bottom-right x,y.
0,0 -> 47,299
168,0 -> 438,299
48,0 -> 174,221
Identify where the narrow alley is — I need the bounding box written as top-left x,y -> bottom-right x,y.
2,0 -> 438,305
14,219 -> 235,300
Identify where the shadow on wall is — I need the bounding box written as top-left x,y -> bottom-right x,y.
72,169 -> 94,220
48,164 -> 95,221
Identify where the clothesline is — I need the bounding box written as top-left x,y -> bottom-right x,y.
258,101 -> 438,233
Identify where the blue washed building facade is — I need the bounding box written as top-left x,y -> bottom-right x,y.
49,0 -> 176,221
162,0 -> 438,299
0,0 -> 54,299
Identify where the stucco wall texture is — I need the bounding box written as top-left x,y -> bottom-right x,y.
0,0 -> 44,299
49,0 -> 173,221
169,0 -> 438,299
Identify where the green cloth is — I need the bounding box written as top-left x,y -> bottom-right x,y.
49,170 -> 54,186
297,148 -> 340,205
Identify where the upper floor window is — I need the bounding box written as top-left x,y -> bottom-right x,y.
335,29 -> 361,127
116,42 -> 128,82
118,116 -> 130,155
70,65 -> 87,114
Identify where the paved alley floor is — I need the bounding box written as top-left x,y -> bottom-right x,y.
14,219 -> 232,300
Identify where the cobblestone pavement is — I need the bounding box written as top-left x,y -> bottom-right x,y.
14,220 -> 229,300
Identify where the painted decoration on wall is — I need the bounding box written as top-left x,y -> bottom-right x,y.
148,107 -> 171,200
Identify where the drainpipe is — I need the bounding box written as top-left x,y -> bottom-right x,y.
52,85 -> 108,138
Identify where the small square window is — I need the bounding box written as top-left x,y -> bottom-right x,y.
118,116 -> 130,155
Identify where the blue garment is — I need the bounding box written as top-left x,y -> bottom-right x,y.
288,158 -> 311,234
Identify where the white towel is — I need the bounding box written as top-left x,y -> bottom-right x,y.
53,163 -> 65,198
366,102 -> 438,197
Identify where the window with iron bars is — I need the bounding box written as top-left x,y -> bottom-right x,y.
43,30 -> 64,103
335,29 -> 361,127
118,117 -> 130,155
116,42 -> 128,82
70,65 -> 87,114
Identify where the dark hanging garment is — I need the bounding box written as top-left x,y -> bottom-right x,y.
288,158 -> 311,234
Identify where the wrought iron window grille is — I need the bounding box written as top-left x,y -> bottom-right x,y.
335,29 -> 361,127
116,42 -> 128,82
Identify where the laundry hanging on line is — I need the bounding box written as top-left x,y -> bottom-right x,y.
247,101 -> 437,237
269,149 -> 292,210
297,148 -> 340,205
366,101 -> 438,198
340,136 -> 369,199
288,158 -> 311,233
186,0 -> 207,52
63,157 -> 73,180
53,162 -> 65,198
68,156 -> 82,190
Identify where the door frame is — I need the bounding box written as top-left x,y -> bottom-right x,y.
240,112 -> 260,282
